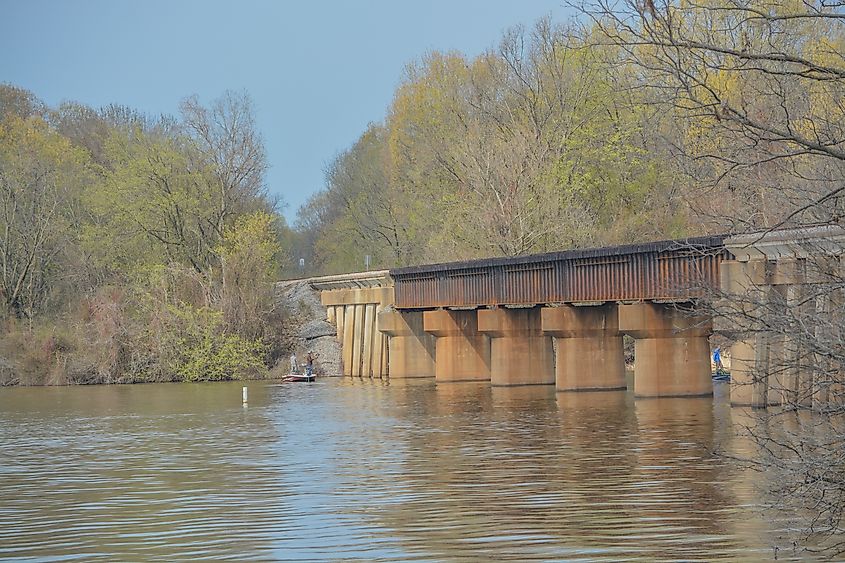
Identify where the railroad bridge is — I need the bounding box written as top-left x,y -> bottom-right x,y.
301,226 -> 844,407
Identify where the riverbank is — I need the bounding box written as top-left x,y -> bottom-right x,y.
0,280 -> 341,387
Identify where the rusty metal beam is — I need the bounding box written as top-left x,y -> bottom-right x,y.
391,236 -> 728,309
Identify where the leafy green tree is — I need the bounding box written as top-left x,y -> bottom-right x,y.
300,19 -> 694,268
0,116 -> 93,320
218,211 -> 283,339
97,126 -> 217,276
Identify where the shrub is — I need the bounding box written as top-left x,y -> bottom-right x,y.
159,303 -> 267,381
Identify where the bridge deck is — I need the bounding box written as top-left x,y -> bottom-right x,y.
390,236 -> 728,309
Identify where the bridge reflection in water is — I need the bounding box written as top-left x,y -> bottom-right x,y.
357,381 -> 780,560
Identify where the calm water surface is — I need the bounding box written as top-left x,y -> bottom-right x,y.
0,378 -> 802,561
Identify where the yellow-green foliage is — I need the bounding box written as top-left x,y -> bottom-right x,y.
217,211 -> 283,340
303,19 -> 692,269
0,115 -> 95,316
218,211 -> 280,280
0,87 -> 288,384
161,304 -> 266,382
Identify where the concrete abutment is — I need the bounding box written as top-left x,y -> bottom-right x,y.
319,283 -> 393,377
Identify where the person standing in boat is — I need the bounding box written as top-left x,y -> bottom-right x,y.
713,346 -> 724,374
305,351 -> 316,377
290,353 -> 298,374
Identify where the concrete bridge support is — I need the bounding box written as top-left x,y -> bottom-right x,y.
541,304 -> 626,392
720,228 -> 845,409
811,288 -> 845,409
783,284 -> 813,407
720,259 -> 778,407
378,309 -> 435,378
321,286 -> 393,377
618,303 -> 712,397
720,257 -> 815,407
477,307 -> 554,386
423,310 -> 491,382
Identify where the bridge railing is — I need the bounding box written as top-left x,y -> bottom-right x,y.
390,236 -> 728,309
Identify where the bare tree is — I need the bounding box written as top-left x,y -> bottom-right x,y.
576,0 -> 845,555
180,91 -> 270,243
578,0 -> 845,231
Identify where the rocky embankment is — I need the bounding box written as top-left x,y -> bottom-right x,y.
274,280 -> 341,376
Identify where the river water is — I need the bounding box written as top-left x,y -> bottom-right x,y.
0,378 -> 809,561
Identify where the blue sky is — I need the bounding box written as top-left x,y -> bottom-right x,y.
0,1 -> 569,223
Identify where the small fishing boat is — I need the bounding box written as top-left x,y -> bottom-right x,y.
282,373 -> 316,383
712,370 -> 731,382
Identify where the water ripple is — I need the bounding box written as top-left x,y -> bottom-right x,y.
0,380 -> 817,561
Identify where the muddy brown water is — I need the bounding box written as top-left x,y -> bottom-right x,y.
0,378 -> 816,561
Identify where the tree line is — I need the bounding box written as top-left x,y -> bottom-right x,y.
296,19 -> 697,273
298,5 -> 842,275
0,86 -> 298,384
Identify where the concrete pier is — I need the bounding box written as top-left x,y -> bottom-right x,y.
718,229 -> 845,409
423,309 -> 491,382
618,303 -> 712,397
719,258 -> 776,407
541,304 -> 626,392
378,309 -> 435,378
477,307 -> 554,386
783,284 -> 812,407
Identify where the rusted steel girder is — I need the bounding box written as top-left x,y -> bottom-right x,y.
390,236 -> 728,309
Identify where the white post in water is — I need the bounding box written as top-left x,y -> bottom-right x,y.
242,386 -> 248,405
